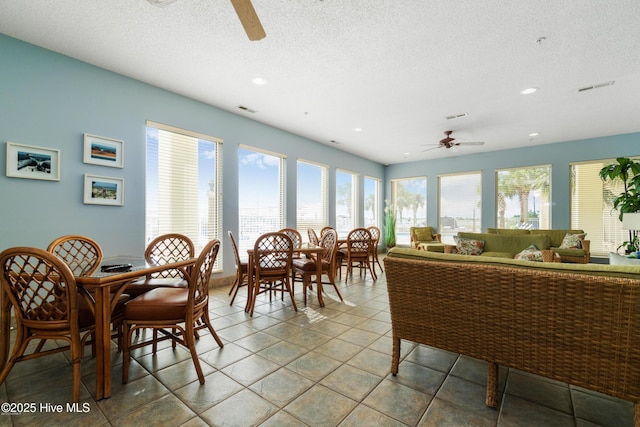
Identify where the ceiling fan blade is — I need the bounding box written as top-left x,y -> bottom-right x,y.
230,0 -> 266,41
421,145 -> 443,152
456,141 -> 485,146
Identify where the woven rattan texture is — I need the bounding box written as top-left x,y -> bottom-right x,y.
384,256 -> 640,403
144,234 -> 194,279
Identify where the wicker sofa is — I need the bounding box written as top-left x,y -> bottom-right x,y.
384,248 -> 640,423
487,228 -> 590,263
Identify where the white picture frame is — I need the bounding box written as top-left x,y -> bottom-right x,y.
83,174 -> 124,206
6,142 -> 61,181
83,134 -> 124,168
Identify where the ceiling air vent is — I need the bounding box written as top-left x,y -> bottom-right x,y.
578,81 -> 615,92
446,112 -> 469,120
237,105 -> 257,113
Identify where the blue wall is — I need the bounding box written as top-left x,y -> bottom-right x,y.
386,132 -> 640,234
0,35 -> 383,276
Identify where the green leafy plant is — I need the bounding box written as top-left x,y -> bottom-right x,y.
383,200 -> 397,248
599,157 -> 640,253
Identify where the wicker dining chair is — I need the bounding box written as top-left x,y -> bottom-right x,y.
46,234 -> 103,276
127,233 -> 195,298
307,228 -> 320,247
248,232 -> 296,316
228,230 -> 250,306
292,228 -> 343,305
339,227 -> 377,281
47,234 -> 127,351
320,226 -> 335,238
122,239 -> 223,385
0,247 -> 96,402
279,228 -> 303,259
367,226 -> 384,274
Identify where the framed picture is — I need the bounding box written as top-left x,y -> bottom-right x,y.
83,174 -> 124,206
6,142 -> 61,181
83,134 -> 124,168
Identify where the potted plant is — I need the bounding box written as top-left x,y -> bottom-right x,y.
383,200 -> 397,249
599,157 -> 640,254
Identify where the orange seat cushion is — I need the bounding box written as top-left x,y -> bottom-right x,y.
124,288 -> 188,321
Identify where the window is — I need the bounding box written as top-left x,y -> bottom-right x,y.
238,146 -> 286,253
439,172 -> 482,244
336,169 -> 358,236
145,121 -> 223,268
571,159 -> 638,256
391,177 -> 427,245
496,165 -> 551,230
364,176 -> 381,228
297,159 -> 328,239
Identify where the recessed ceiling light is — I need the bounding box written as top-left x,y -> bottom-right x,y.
529,132 -> 539,137
353,127 -> 362,132
251,77 -> 267,85
520,87 -> 538,95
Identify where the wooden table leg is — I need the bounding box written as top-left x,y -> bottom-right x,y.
93,286 -> 113,400
315,251 -> 325,307
245,253 -> 255,314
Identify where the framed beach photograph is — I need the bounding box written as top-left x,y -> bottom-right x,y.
83,134 -> 124,168
6,142 -> 61,181
83,174 -> 124,206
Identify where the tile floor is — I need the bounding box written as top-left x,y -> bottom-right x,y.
0,262 -> 635,426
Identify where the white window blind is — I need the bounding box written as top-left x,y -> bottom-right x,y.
238,146 -> 286,253
297,159 -> 328,240
496,165 -> 551,230
391,177 -> 427,245
145,121 -> 223,269
336,169 -> 358,237
570,159 -> 637,256
364,176 -> 381,228
439,172 -> 482,244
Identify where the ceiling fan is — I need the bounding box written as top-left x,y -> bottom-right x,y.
422,130 -> 485,151
147,0 -> 266,41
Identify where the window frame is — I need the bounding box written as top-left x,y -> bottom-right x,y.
438,171 -> 482,244
296,158 -> 328,240
145,120 -> 223,270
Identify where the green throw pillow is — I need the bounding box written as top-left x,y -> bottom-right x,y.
414,228 -> 434,241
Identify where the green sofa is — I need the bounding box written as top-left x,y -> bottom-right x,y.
409,226 -> 444,252
487,228 -> 590,263
446,231 -> 555,261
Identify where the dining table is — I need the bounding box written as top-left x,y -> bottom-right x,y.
71,255 -> 196,400
245,243 -> 325,313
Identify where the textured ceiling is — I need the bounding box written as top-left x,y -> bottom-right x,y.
1,0 -> 639,164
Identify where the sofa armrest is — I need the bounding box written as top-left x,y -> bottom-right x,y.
541,249 -> 560,263
581,239 -> 590,253
444,244 -> 457,254
434,233 -> 442,243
